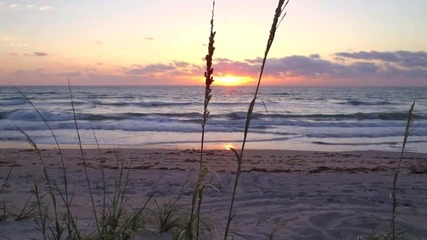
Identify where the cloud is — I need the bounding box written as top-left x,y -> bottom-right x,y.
349,62 -> 378,73
10,69 -> 81,84
119,61 -> 197,84
210,51 -> 427,86
25,52 -> 49,57
8,42 -> 28,48
26,4 -> 34,8
54,71 -> 82,77
265,55 -> 343,77
215,58 -> 260,75
7,66 -> 197,86
34,52 -> 48,56
126,64 -> 175,75
96,40 -> 103,45
173,61 -> 189,68
39,6 -> 52,11
3,51 -> 426,86
335,51 -> 399,62
9,3 -> 18,8
144,37 -> 154,41
335,51 -> 427,68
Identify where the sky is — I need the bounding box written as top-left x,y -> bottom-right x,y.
1,0 -> 427,86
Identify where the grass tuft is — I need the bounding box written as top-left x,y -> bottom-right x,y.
0,166 -> 13,222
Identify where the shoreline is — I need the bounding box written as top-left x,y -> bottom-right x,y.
1,140 -> 427,154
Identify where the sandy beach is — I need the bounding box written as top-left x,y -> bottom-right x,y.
1,147 -> 426,239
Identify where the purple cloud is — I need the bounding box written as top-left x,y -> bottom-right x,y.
25,52 -> 49,57
173,61 -> 190,68
335,50 -> 427,68
126,64 -> 175,75
209,51 -> 427,85
5,51 -> 426,86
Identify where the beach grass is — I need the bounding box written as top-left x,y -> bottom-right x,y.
0,166 -> 13,222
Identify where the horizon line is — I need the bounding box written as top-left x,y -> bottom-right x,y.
1,84 -> 427,88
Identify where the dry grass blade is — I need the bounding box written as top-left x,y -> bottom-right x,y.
224,1 -> 289,239
15,192 -> 38,221
92,130 -> 107,221
68,80 -> 100,235
1,166 -> 13,192
391,101 -> 415,240
255,216 -> 287,240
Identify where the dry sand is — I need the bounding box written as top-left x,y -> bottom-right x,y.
0,148 -> 426,239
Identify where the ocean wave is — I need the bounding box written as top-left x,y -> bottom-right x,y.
0,99 -> 26,106
4,110 -> 74,121
337,99 -> 393,106
312,139 -> 427,146
270,92 -> 290,96
2,116 -> 426,136
0,96 -> 24,101
0,110 -> 202,122
3,109 -> 425,123
222,111 -> 426,121
92,100 -> 195,107
91,100 -> 248,107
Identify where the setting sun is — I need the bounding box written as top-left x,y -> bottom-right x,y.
224,143 -> 235,150
214,75 -> 252,86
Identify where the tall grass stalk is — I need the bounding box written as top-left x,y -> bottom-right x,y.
32,180 -> 48,240
200,0 -> 216,171
93,130 -> 107,223
68,82 -> 100,235
224,1 -> 289,239
391,101 -> 415,240
188,1 -> 216,239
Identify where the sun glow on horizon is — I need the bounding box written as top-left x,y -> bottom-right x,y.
214,75 -> 252,86
224,143 -> 234,150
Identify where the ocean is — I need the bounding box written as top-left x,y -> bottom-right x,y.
0,86 -> 426,152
